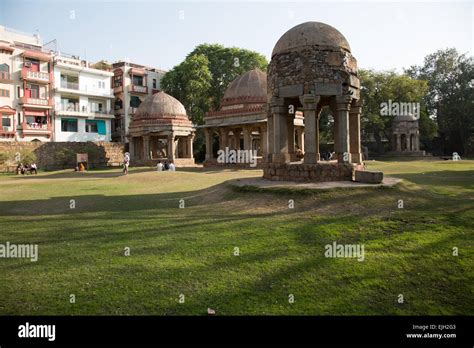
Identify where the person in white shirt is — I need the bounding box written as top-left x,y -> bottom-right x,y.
157,161 -> 163,171
169,162 -> 176,171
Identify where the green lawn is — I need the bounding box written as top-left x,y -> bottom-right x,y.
0,160 -> 472,315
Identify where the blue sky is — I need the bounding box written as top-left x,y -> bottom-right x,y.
1,0 -> 472,72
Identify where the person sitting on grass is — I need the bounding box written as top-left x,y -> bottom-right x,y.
169,162 -> 175,171
29,163 -> 38,175
164,161 -> 170,171
157,161 -> 163,171
16,163 -> 24,175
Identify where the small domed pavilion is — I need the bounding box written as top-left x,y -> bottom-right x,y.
202,68 -> 304,167
128,91 -> 195,166
390,113 -> 424,155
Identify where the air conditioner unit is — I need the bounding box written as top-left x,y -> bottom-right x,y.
24,61 -> 31,68
3,127 -> 9,132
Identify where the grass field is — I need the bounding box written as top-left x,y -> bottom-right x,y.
0,160 -> 473,315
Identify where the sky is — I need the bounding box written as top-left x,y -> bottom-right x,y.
0,0 -> 472,72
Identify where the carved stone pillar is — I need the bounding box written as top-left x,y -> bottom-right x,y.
271,97 -> 290,163
187,134 -> 194,158
243,126 -> 252,151
205,128 -> 213,160
349,100 -> 362,163
128,136 -> 135,160
335,95 -> 352,163
168,133 -> 176,160
142,135 -> 150,161
299,94 -> 321,164
219,128 -> 228,151
296,128 -> 304,152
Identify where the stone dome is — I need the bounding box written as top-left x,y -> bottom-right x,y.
136,91 -> 187,118
221,69 -> 267,106
272,21 -> 351,57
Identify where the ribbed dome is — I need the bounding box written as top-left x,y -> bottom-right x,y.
272,21 -> 351,57
136,91 -> 186,118
221,69 -> 267,106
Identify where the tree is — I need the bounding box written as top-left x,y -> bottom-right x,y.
358,69 -> 434,153
406,49 -> 474,155
161,44 -> 268,125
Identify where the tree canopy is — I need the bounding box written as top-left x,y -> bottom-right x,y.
161,43 -> 268,125
405,48 -> 474,155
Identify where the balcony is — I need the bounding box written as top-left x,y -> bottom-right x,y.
130,84 -> 148,94
55,103 -> 115,119
22,123 -> 50,131
0,127 -> 15,139
21,68 -> 51,83
0,71 -> 13,83
60,80 -> 79,90
19,97 -> 53,108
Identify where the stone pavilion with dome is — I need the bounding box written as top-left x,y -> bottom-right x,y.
263,21 -> 364,182
127,91 -> 195,166
202,69 -> 305,167
389,113 -> 424,156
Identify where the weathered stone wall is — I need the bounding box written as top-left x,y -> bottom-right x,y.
268,45 -> 358,97
262,162 -> 354,182
0,141 -> 125,171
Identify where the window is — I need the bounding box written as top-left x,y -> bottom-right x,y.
132,75 -> 143,86
27,84 -> 39,98
114,98 -> 123,110
86,120 -> 98,133
0,64 -> 9,80
98,81 -> 105,89
2,117 -> 11,127
0,89 -> 9,97
89,100 -> 103,112
113,75 -> 122,88
130,96 -> 141,108
152,79 -> 157,89
61,118 -> 78,132
86,120 -> 106,135
17,86 -> 21,98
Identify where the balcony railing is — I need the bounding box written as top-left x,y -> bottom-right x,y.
60,80 -> 79,90
23,123 -> 50,131
19,97 -> 53,107
56,103 -> 113,116
130,84 -> 148,94
21,68 -> 51,83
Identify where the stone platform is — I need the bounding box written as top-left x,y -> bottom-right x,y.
262,162 -> 354,182
232,177 -> 401,190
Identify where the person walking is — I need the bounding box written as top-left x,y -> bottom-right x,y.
123,152 -> 130,175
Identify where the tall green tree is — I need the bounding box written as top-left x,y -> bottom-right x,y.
406,48 -> 474,155
161,43 -> 267,125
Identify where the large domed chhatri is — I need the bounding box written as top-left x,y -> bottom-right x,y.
263,21 -> 367,183
202,68 -> 304,167
128,91 -> 195,166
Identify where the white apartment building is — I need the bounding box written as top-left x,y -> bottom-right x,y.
53,54 -> 114,142
111,61 -> 166,142
0,25 -> 54,142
